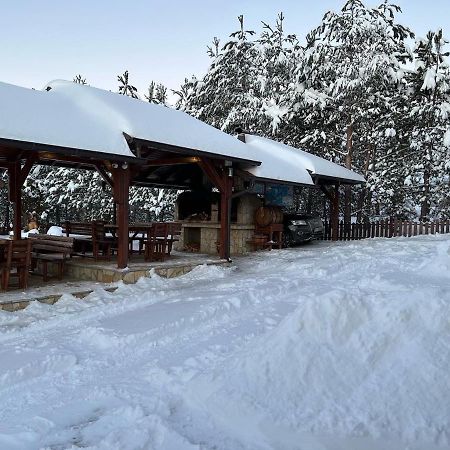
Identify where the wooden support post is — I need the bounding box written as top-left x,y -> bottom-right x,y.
7,156 -> 36,240
8,161 -> 22,240
331,184 -> 340,241
198,158 -> 232,261
220,172 -> 232,261
112,165 -> 130,269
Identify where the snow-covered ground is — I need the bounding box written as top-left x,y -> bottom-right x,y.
1,236 -> 450,450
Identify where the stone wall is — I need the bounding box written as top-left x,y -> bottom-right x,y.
65,260 -> 214,283
176,223 -> 255,255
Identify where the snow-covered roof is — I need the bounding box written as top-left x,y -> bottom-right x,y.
240,136 -> 315,186
0,79 -> 364,186
0,80 -> 260,164
243,134 -> 365,185
46,80 -> 260,163
0,81 -> 135,158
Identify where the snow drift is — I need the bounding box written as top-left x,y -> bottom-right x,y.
186,238 -> 450,450
1,236 -> 450,450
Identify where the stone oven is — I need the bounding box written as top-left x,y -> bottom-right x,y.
174,190 -> 262,255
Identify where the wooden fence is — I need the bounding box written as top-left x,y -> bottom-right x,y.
323,218 -> 450,241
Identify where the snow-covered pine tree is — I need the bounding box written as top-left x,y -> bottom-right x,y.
284,0 -> 414,221
145,81 -> 168,105
173,77 -> 198,111
73,74 -> 87,84
253,13 -> 299,135
179,15 -> 260,133
406,29 -> 450,220
118,70 -> 139,98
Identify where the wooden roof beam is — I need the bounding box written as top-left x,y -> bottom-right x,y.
142,156 -> 201,167
197,157 -> 226,193
94,163 -> 114,189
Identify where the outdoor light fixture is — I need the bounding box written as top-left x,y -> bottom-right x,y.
111,162 -> 119,169
122,162 -> 128,169
224,160 -> 233,177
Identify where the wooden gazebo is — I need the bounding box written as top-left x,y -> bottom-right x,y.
0,80 -> 364,270
0,80 -> 266,268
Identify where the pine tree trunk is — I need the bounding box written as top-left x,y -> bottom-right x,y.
420,144 -> 432,221
356,143 -> 373,222
344,123 -> 353,227
421,168 -> 430,221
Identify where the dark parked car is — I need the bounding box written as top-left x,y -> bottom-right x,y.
282,213 -> 324,247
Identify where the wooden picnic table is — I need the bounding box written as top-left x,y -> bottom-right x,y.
104,223 -> 154,238
104,223 -> 154,256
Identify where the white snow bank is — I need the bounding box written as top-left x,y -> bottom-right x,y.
189,287 -> 450,448
184,237 -> 450,449
0,236 -> 449,450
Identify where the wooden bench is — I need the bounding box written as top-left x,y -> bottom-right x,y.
255,223 -> 283,250
144,223 -> 168,262
246,234 -> 272,251
29,234 -> 74,281
62,221 -> 93,256
166,222 -> 182,255
134,222 -> 181,256
92,221 -> 116,260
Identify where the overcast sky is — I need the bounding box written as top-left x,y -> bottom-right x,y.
1,0 -> 448,99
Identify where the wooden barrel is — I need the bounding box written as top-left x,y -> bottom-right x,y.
254,206 -> 283,227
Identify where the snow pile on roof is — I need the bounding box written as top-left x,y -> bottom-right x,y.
0,80 -> 259,163
244,134 -> 365,184
46,80 -> 259,163
0,79 -> 364,185
0,81 -> 134,157
240,135 -> 315,186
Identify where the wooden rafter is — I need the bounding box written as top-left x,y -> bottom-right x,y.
197,158 -> 226,193
94,163 -> 114,189
142,156 -> 200,167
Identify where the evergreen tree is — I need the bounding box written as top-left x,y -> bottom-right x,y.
180,15 -> 260,132
118,70 -> 139,98
145,81 -> 168,105
73,74 -> 87,84
254,13 -> 299,135
406,30 -> 450,219
285,0 -> 414,221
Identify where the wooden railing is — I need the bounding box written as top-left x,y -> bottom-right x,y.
323,218 -> 450,241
